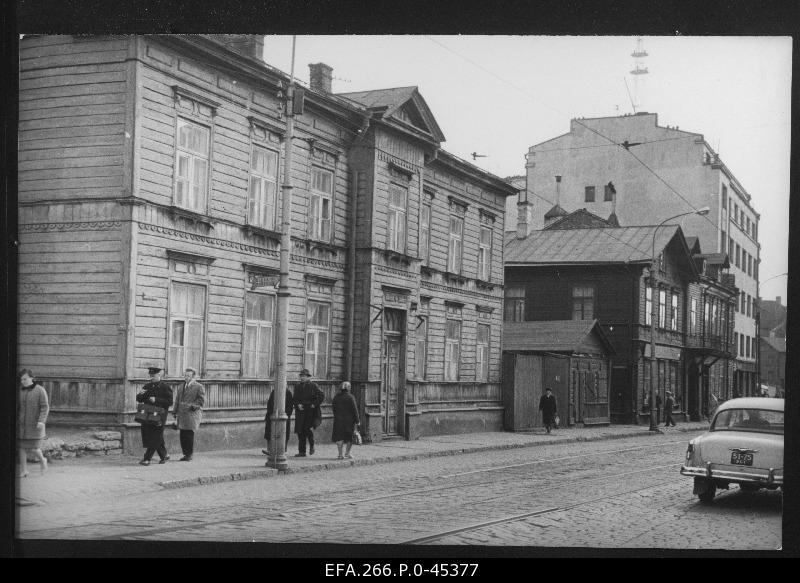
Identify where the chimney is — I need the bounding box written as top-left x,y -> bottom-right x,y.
309,62 -> 333,94
516,191 -> 530,239
211,35 -> 264,61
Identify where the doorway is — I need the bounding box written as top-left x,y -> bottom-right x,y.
381,308 -> 405,436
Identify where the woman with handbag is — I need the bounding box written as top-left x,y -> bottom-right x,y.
17,369 -> 49,477
332,381 -> 360,460
136,367 -> 173,465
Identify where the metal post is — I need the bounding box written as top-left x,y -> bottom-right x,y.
268,36 -> 297,471
649,207 -> 709,431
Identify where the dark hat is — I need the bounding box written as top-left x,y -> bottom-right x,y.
545,387 -> 552,392
148,367 -> 162,375
299,368 -> 312,377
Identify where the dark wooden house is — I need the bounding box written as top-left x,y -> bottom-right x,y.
504,215 -> 703,424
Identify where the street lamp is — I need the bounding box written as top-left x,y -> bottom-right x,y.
648,207 -> 710,431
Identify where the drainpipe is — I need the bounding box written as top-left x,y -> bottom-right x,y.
346,171 -> 359,380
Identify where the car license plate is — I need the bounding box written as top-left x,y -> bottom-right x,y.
731,451 -> 753,466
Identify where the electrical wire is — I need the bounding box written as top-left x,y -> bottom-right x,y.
422,36 -> 728,239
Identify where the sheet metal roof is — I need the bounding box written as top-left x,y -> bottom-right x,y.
505,225 -> 683,266
503,319 -> 612,353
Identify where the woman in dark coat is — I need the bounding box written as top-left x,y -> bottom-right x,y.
263,387 -> 293,455
136,367 -> 173,465
17,369 -> 49,477
332,381 -> 360,459
538,387 -> 558,434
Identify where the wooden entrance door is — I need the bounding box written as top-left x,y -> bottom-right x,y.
382,308 -> 405,436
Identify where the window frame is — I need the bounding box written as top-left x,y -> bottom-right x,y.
572,285 -> 595,321
419,201 -> 431,265
309,165 -> 334,242
247,143 -> 280,231
242,290 -> 277,378
173,117 -> 212,214
504,285 -> 526,322
167,279 -> 208,378
658,288 -> 667,328
477,224 -> 493,282
414,311 -> 428,380
304,299 -> 332,378
448,213 -> 464,274
444,304 -> 462,381
670,292 -> 678,330
645,286 -> 653,326
387,182 -> 409,253
584,185 -> 595,202
476,322 -> 490,383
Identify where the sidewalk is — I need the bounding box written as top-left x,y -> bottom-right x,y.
16,422 -> 709,506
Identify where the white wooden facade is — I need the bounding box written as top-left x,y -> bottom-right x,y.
17,35 -> 517,447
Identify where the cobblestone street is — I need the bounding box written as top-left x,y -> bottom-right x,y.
17,429 -> 782,550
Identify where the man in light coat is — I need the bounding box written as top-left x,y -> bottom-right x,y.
172,367 -> 205,461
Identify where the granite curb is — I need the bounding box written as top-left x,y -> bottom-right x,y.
157,424 -> 705,490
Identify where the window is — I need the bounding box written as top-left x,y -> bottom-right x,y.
734,203 -> 739,223
572,285 -> 595,320
476,323 -> 490,382
690,298 -> 697,332
168,282 -> 206,376
444,305 -> 462,380
243,292 -> 275,377
740,209 -> 745,226
305,301 -> 330,377
740,291 -> 745,314
670,293 -> 678,330
735,243 -> 740,268
645,287 -> 653,326
658,289 -> 667,328
309,167 -> 333,241
734,332 -> 739,357
746,294 -> 752,317
585,185 -> 595,202
504,286 -> 525,322
704,299 -> 710,332
604,183 -> 614,201
414,307 -> 428,379
387,184 -> 407,252
746,216 -> 750,236
419,203 -> 431,265
174,118 -> 210,213
448,215 -> 464,273
477,225 -> 492,281
747,254 -> 753,277
739,333 -> 744,357
746,336 -> 751,358
720,230 -> 726,253
729,236 -> 734,258
722,185 -> 727,209
248,145 -> 278,230
753,222 -> 758,241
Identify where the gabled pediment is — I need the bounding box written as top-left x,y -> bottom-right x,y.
338,86 -> 446,143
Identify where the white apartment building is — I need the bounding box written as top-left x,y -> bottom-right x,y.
510,112 -> 760,397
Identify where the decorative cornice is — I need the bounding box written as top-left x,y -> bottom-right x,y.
247,115 -> 285,137
291,254 -> 345,271
374,264 -> 418,280
378,150 -> 420,174
421,280 -> 500,302
21,221 -> 123,232
172,85 -> 221,112
138,223 -> 278,257
166,249 -> 216,265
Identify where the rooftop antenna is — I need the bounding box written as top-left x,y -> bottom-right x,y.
623,77 -> 637,114
629,37 -> 649,112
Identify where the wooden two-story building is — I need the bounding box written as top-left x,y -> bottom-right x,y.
504,207 -> 736,424
17,34 -> 516,451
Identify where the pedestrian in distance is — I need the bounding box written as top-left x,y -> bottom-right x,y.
332,381 -> 360,460
655,392 -> 663,426
293,368 -> 324,457
663,391 -> 677,427
136,367 -> 173,466
17,369 -> 49,477
263,386 -> 293,456
538,387 -> 558,434
172,367 -> 205,461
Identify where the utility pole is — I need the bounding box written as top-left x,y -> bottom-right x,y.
268,36 -> 297,471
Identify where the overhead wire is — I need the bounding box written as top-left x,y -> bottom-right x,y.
423,36 -> 726,239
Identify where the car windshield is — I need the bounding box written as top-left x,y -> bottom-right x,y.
711,408 -> 784,435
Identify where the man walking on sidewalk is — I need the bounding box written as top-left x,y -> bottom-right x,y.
663,391 -> 677,427
538,387 -> 558,434
173,367 -> 205,461
293,368 -> 324,457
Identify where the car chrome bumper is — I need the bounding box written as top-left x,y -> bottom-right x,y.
681,462 -> 783,485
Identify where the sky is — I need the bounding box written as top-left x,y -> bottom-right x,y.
261,35 -> 792,303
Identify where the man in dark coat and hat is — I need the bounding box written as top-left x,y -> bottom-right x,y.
136,367 -> 173,465
293,368 -> 324,457
538,387 -> 558,434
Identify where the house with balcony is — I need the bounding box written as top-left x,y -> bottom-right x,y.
504,207 -> 735,424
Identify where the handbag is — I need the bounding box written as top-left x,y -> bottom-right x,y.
352,429 -> 362,446
135,403 -> 165,426
554,415 -> 560,429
